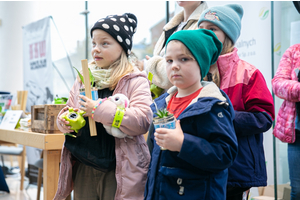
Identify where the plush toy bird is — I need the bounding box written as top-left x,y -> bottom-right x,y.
103,93 -> 132,139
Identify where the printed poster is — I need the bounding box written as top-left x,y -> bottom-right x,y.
23,16 -> 54,112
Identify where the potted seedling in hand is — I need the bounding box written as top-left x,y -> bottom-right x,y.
152,102 -> 176,150
73,67 -> 98,101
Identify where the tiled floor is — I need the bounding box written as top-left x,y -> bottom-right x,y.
0,172 -> 41,200
0,156 -> 41,200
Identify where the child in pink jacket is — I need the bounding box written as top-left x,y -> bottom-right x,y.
54,13 -> 152,200
272,43 -> 300,200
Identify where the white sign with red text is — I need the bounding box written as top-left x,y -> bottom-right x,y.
23,16 -> 53,112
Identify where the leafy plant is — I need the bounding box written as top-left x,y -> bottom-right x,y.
73,67 -> 95,87
153,101 -> 172,118
155,108 -> 171,118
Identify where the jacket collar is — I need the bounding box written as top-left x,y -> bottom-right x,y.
163,2 -> 208,31
217,48 -> 239,80
165,81 -> 227,106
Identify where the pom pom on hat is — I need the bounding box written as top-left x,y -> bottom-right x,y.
165,29 -> 223,81
197,4 -> 243,44
91,13 -> 137,56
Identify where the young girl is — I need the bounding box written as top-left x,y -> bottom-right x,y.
272,4 -> 300,200
54,13 -> 153,200
198,4 -> 275,200
272,44 -> 300,200
144,29 -> 238,200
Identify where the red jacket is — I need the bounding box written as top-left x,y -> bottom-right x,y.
217,48 -> 275,187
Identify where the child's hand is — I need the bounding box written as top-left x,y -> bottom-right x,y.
78,95 -> 98,117
154,120 -> 184,152
58,107 -> 78,132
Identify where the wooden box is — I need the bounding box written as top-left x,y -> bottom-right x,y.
31,104 -> 66,134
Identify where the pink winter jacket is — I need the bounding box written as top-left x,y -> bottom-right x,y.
54,68 -> 153,200
272,44 -> 300,143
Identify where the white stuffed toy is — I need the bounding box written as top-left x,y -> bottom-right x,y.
103,93 -> 132,139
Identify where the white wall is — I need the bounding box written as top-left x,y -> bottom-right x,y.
0,1 -> 37,93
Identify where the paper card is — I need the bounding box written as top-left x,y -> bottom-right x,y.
0,110 -> 24,130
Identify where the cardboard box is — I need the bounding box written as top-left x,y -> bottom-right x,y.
252,184 -> 290,200
252,196 -> 277,200
31,104 -> 65,134
282,186 -> 291,200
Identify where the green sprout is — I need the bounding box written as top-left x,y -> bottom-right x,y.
73,66 -> 95,87
155,108 -> 171,118
153,101 -> 171,118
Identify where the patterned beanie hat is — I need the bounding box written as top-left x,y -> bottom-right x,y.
165,29 -> 223,81
90,13 -> 137,56
197,4 -> 243,44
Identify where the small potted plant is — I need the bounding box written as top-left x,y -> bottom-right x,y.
73,67 -> 98,101
152,103 -> 176,150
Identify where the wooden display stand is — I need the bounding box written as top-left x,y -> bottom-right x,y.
31,104 -> 66,134
0,128 -> 65,200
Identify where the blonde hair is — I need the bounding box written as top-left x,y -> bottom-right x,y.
220,36 -> 234,55
108,51 -> 134,90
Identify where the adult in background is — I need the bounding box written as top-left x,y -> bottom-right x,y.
145,1 -> 208,90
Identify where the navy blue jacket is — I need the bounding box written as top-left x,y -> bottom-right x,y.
144,82 -> 238,200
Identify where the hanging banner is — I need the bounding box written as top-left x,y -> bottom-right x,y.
23,16 -> 53,112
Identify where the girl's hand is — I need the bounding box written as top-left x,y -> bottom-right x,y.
154,120 -> 184,152
58,107 -> 78,132
78,95 -> 98,117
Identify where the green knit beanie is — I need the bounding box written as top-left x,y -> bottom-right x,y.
165,29 -> 223,81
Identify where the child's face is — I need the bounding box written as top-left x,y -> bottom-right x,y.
91,29 -> 123,69
165,41 -> 201,92
198,21 -> 226,44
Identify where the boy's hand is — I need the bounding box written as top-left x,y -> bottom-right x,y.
154,120 -> 184,152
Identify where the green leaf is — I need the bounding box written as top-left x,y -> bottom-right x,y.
148,72 -> 153,83
88,68 -> 95,87
155,108 -> 171,118
73,67 -> 84,84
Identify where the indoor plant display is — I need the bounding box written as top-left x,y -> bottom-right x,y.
74,67 -> 98,100
153,103 -> 176,150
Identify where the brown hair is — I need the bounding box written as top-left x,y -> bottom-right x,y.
220,36 -> 234,55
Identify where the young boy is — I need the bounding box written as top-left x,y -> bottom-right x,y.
144,29 -> 238,200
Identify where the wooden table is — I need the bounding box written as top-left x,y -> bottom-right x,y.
0,128 -> 65,200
